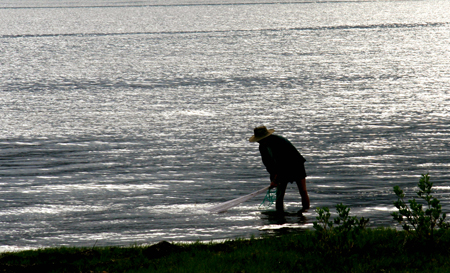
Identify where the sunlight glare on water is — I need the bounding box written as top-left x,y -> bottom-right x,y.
0,0 -> 450,251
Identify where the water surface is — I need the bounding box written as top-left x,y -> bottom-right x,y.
1,0 -> 450,252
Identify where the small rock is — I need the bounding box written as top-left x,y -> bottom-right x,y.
143,241 -> 182,259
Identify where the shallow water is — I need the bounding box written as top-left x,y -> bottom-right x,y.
1,0 -> 450,252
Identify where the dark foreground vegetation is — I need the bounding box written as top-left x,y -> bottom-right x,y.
1,229 -> 450,273
1,174 -> 449,272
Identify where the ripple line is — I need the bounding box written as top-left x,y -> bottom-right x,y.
1,22 -> 448,39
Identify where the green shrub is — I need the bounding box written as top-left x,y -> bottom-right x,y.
313,203 -> 370,238
391,173 -> 450,240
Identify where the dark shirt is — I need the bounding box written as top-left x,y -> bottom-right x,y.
259,134 -> 306,182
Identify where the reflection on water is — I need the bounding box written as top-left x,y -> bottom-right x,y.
1,0 -> 450,251
259,210 -> 312,238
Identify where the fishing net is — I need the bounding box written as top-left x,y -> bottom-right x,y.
259,187 -> 277,209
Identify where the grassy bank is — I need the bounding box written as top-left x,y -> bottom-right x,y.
1,228 -> 450,273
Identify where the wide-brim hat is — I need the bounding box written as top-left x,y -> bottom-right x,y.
249,126 -> 275,142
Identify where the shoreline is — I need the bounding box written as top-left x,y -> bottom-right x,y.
2,228 -> 450,272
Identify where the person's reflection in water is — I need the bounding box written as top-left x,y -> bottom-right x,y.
261,210 -> 308,225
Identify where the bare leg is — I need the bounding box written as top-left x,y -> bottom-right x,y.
275,182 -> 287,212
296,178 -> 310,211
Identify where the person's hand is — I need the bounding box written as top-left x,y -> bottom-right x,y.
269,174 -> 278,189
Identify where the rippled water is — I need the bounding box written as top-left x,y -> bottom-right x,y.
1,0 -> 450,252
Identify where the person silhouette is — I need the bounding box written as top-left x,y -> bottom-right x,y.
249,126 -> 310,213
